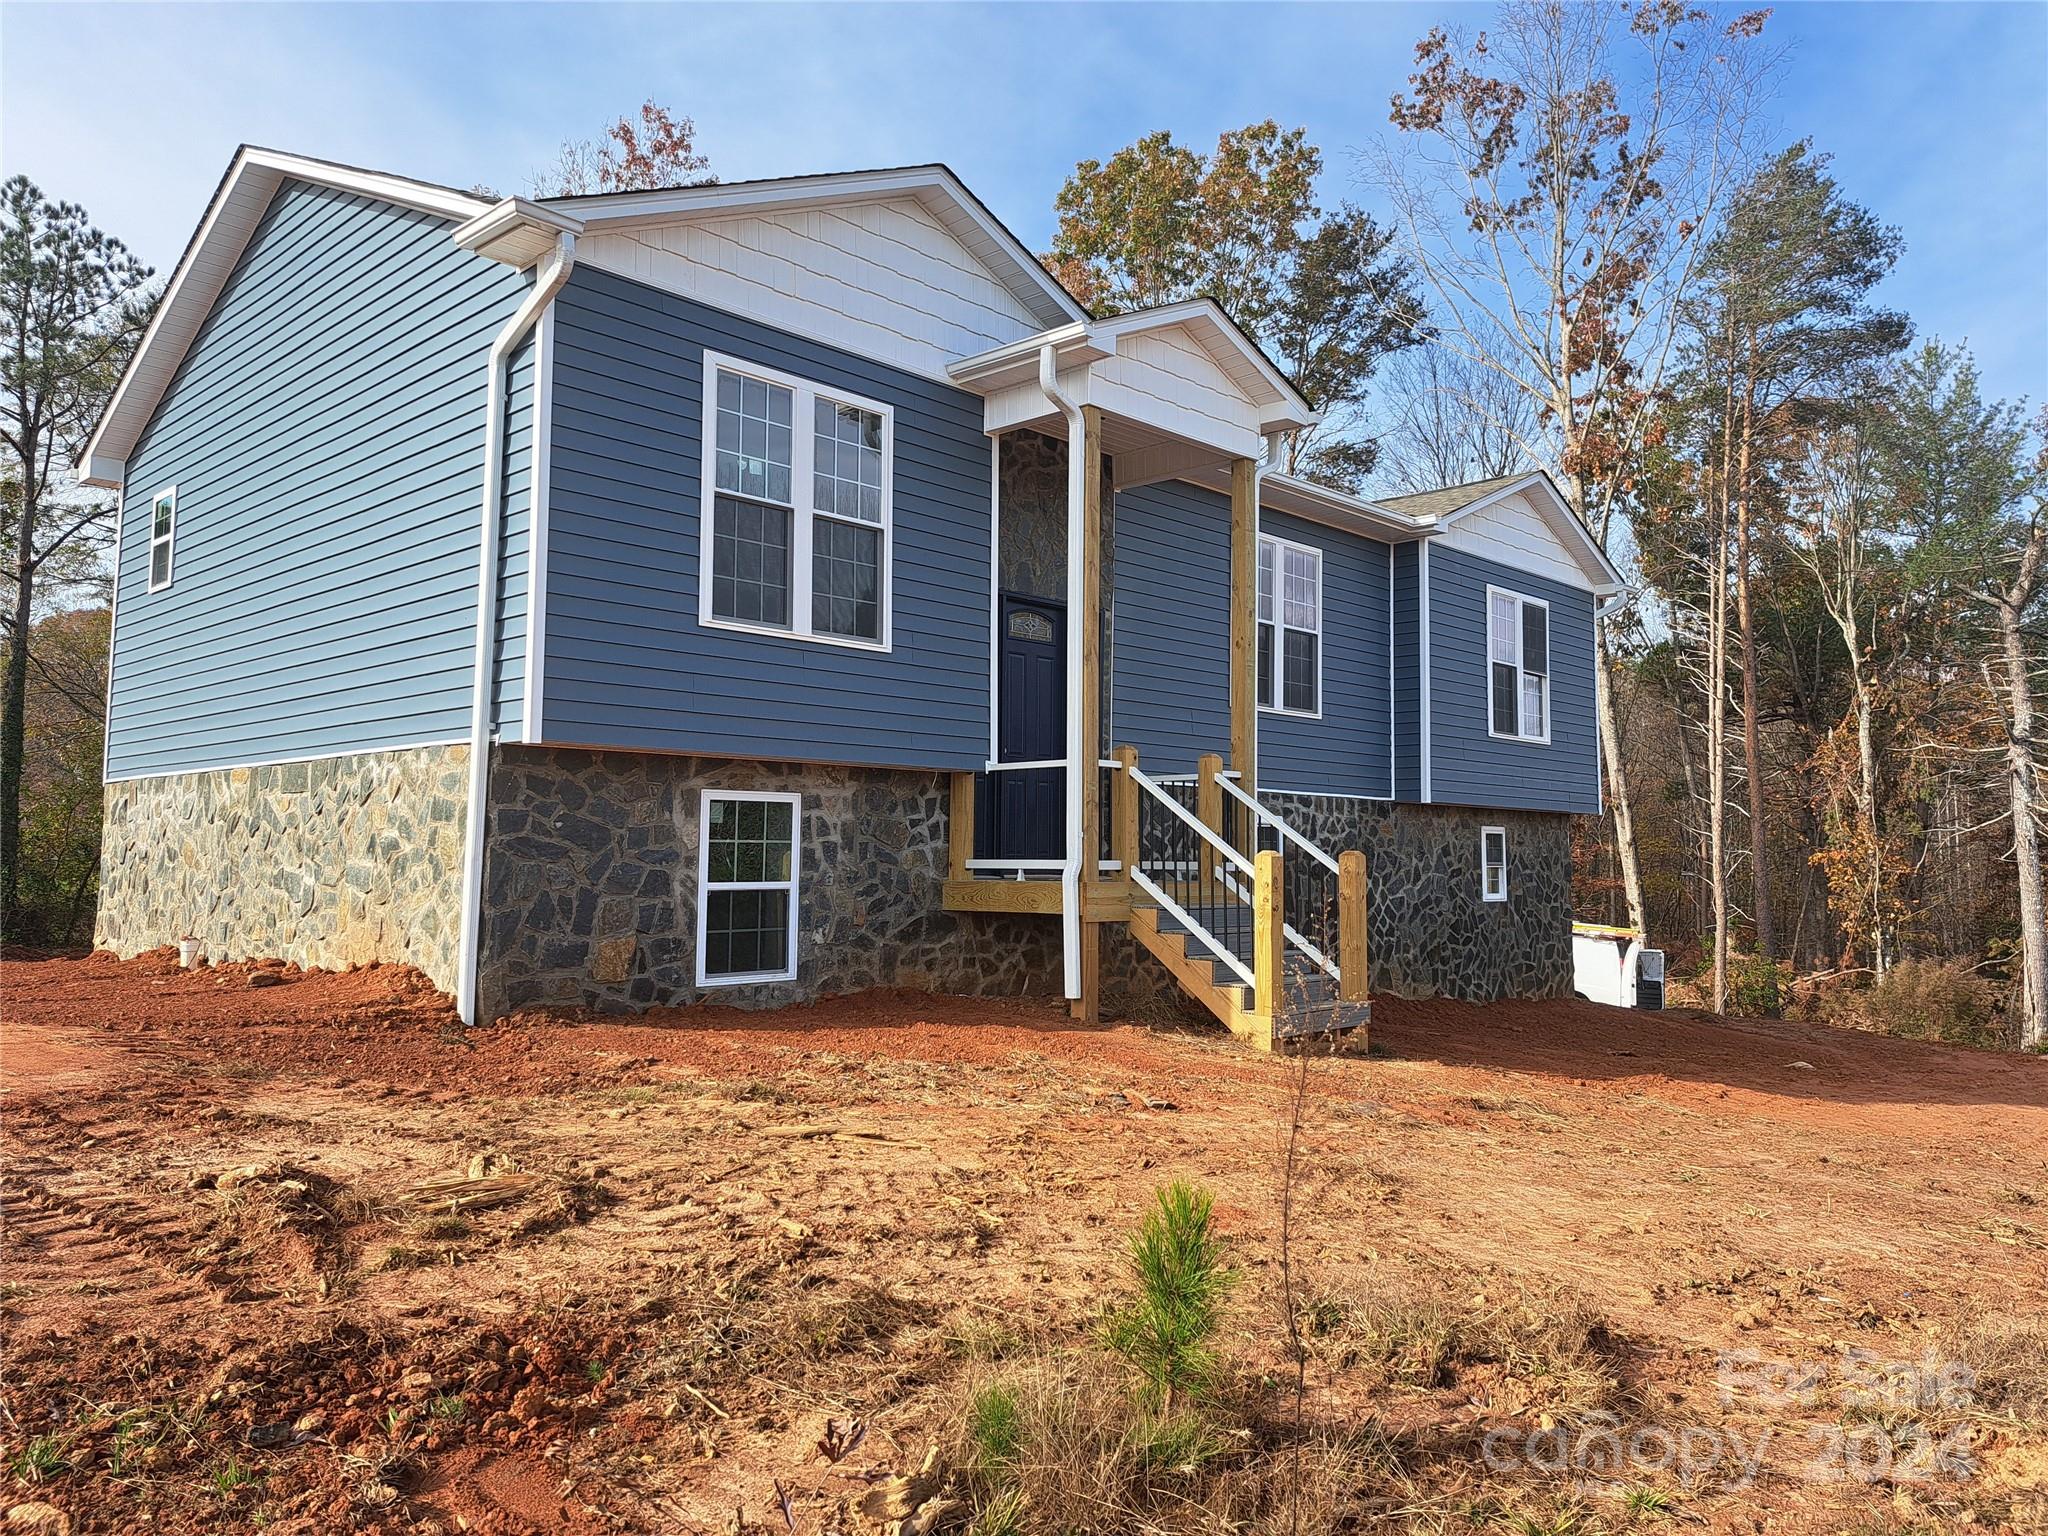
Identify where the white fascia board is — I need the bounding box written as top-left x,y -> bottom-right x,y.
453,198 -> 585,269
80,454 -> 126,491
82,146 -> 494,477
947,323 -> 1114,391
1436,473 -> 1624,593
1176,465 -> 1429,542
550,165 -> 1085,330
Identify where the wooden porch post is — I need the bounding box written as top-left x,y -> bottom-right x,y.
1196,752 -> 1224,894
1112,745 -> 1139,875
1228,456 -> 1259,802
1252,847 -> 1284,1052
948,771 -> 975,882
1073,404 -> 1106,1024
1338,849 -> 1369,1003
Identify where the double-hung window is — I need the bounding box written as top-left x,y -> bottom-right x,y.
702,353 -> 892,649
697,790 -> 800,985
147,486 -> 177,592
1480,826 -> 1509,902
1256,533 -> 1321,716
1487,586 -> 1549,742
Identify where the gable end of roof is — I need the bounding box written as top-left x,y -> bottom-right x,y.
80,148 -> 494,487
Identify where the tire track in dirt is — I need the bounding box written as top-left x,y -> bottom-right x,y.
1,1165 -> 221,1334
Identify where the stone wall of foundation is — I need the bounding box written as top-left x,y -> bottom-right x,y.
477,748 -> 1084,1017
95,744 -> 468,991
1259,795 -> 1575,1001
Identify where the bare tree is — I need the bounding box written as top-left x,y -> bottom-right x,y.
532,101 -> 714,198
1786,415 -> 1897,975
1371,340 -> 1534,495
1364,0 -> 1778,940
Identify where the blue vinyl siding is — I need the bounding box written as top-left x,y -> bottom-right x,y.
1392,542 -> 1421,800
1425,546 -> 1600,815
538,265 -> 991,769
1256,509 -> 1391,799
1110,478 -> 1232,772
106,179 -> 530,779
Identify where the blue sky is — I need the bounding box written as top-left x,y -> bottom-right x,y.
5,2 -> 2044,413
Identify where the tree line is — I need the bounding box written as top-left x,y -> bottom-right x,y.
3,16 -> 2041,1051
1036,4 -> 2042,1050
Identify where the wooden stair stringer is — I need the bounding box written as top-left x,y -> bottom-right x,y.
1125,903 -> 1268,1046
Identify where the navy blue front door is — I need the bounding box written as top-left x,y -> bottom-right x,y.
983,596 -> 1065,860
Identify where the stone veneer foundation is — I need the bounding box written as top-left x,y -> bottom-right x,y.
95,743 -> 468,990
94,741 -> 1571,1020
477,746 -> 1081,1017
1261,794 -> 1574,1001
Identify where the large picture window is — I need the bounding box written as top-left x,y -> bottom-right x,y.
701,353 -> 892,649
1256,533 -> 1321,716
696,790 -> 800,985
1487,586 -> 1549,742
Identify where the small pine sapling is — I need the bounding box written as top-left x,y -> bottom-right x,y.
1104,1181 -> 1235,1415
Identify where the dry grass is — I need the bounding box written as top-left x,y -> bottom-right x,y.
635,1269 -> 938,1409
943,1346 -> 1412,1536
1304,1261 -> 1625,1419
1946,1314 -> 2048,1429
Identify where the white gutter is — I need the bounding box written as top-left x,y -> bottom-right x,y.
1038,343 -> 1087,1000
457,232 -> 577,1025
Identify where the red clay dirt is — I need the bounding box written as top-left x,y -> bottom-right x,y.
3,950 -> 2044,1534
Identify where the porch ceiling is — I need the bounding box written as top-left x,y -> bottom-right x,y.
996,406 -> 1243,491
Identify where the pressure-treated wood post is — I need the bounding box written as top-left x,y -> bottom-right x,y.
1338,849 -> 1369,1003
1228,456 -> 1259,798
949,771 -> 976,882
1253,848 -> 1284,1048
1112,745 -> 1139,877
1196,752 -> 1224,895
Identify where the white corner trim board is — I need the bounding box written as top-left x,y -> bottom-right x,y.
1419,540 -> 1433,803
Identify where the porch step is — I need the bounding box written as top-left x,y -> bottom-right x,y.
1126,899 -> 1368,1050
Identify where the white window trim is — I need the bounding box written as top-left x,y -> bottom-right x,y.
1256,530 -> 1323,720
146,484 -> 177,593
1480,824 -> 1509,902
695,788 -> 801,987
1485,583 -> 1551,745
697,350 -> 894,653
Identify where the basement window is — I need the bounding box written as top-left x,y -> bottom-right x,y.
147,486 -> 176,592
697,790 -> 800,985
1487,586 -> 1549,742
1480,825 -> 1509,902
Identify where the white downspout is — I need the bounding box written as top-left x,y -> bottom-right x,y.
1039,343 -> 1087,1000
457,232 -> 577,1026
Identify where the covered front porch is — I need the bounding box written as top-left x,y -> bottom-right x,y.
930,303 -> 1369,1047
